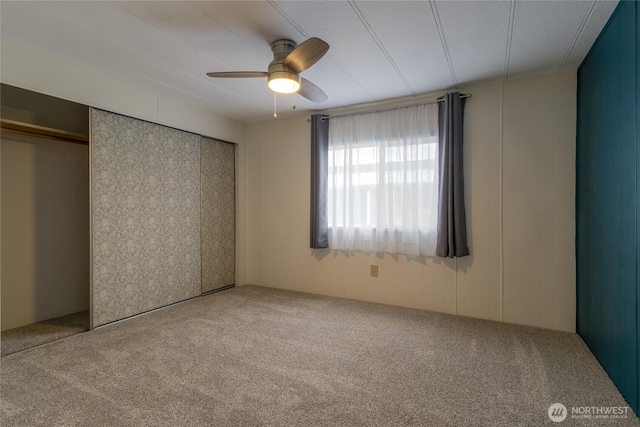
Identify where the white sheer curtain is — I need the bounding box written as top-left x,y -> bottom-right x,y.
328,103 -> 439,256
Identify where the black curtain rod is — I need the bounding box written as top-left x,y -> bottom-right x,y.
309,93 -> 471,122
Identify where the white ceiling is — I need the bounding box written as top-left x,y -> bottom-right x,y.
0,0 -> 618,123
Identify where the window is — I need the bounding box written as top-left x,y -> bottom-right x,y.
327,103 -> 439,256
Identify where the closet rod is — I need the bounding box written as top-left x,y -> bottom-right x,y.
0,119 -> 89,144
310,93 -> 471,122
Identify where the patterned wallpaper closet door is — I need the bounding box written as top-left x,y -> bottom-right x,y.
92,109 -> 201,326
201,137 -> 235,292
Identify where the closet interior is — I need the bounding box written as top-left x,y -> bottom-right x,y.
1,84 -> 90,355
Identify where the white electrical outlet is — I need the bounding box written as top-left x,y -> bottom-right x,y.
370,265 -> 379,277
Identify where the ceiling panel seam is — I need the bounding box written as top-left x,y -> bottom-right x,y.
267,0 -> 310,39
268,0 -> 377,102
558,0 -> 597,73
187,1 -> 247,43
348,1 -> 416,96
503,0 -> 516,82
429,1 -> 458,89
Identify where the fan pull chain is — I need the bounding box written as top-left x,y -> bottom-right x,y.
273,92 -> 278,119
292,93 -> 296,110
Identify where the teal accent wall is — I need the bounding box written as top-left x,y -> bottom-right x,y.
577,0 -> 639,413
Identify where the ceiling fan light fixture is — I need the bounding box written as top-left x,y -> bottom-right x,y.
268,71 -> 301,94
207,37 -> 328,102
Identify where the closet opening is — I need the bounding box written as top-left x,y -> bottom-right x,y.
1,84 -> 90,356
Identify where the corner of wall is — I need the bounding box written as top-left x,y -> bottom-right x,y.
236,130 -> 249,287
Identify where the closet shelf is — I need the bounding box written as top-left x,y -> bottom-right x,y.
1,119 -> 88,144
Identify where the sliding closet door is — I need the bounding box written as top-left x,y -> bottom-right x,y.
92,110 -> 201,326
201,137 -> 235,292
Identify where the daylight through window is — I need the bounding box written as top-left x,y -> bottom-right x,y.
327,103 -> 440,256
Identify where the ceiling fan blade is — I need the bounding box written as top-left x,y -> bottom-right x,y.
298,78 -> 328,103
283,37 -> 329,73
207,71 -> 269,78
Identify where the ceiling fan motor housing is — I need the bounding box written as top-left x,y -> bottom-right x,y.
268,39 -> 301,85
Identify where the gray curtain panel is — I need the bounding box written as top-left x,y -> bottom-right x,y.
436,93 -> 470,258
310,114 -> 329,248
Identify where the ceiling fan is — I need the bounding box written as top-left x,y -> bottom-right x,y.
207,37 -> 329,103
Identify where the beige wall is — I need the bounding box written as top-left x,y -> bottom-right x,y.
242,72 -> 576,332
0,38 -> 246,144
1,133 -> 90,331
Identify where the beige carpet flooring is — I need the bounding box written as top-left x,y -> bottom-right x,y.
1,310 -> 89,357
1,286 -> 638,426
